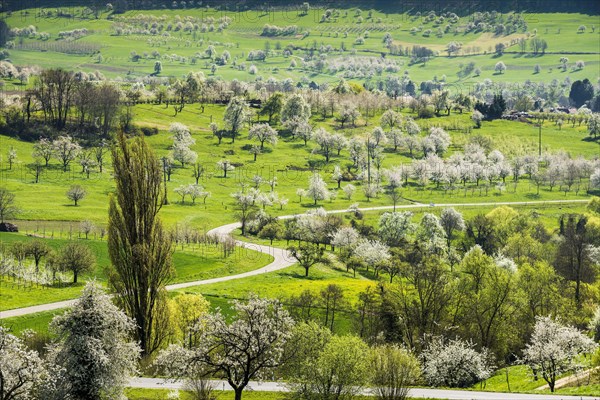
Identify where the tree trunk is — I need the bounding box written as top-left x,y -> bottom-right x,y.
73,271 -> 78,283
235,388 -> 243,400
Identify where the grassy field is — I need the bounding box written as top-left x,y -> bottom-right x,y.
0,231 -> 273,311
1,99 -> 597,315
0,101 -> 597,231
474,365 -> 551,393
0,8 -> 598,93
0,5 -> 599,398
473,364 -> 600,396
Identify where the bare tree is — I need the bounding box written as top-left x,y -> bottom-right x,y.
66,185 -> 87,206
57,241 -> 96,283
0,188 -> 18,223
33,68 -> 76,129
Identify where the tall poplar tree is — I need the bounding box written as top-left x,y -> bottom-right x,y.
107,131 -> 173,356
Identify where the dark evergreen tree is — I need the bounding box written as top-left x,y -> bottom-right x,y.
569,79 -> 594,108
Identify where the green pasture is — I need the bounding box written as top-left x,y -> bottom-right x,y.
0,231 -> 273,311
0,8 -> 598,92
0,102 -> 597,233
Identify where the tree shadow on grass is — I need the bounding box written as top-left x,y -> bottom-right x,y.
278,270 -> 327,281
358,270 -> 379,281
525,193 -> 542,200
582,136 -> 599,143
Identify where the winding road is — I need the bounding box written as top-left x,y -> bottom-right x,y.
0,199 -> 589,320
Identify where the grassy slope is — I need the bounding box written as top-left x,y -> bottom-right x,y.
0,103 -> 596,229
0,9 -> 598,368
0,9 -> 598,91
0,231 -> 273,311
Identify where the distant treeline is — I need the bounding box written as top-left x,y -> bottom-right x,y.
0,0 -> 598,15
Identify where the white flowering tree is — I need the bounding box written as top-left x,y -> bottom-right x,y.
472,110 -> 484,128
378,211 -> 416,247
440,208 -> 465,251
422,337 -> 494,388
156,295 -> 294,400
343,184 -> 356,200
313,128 -> 335,163
522,316 -> 597,392
0,326 -> 45,400
416,213 -> 447,255
248,123 -> 278,149
589,113 -> 600,138
380,109 -> 402,131
48,282 -> 140,400
169,122 -> 194,146
171,142 -> 198,167
231,191 -> 256,235
281,93 -> 311,125
169,123 -> 197,167
331,165 -> 344,189
428,127 -> 451,156
405,118 -> 421,136
494,61 -> 506,74
216,159 -> 235,178
224,97 -> 250,143
331,226 -> 360,255
591,168 -> 600,189
354,239 -> 391,276
307,173 -> 330,205
293,119 -> 313,145
33,138 -> 54,166
53,135 -> 82,172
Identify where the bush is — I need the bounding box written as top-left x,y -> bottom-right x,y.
141,126 -> 159,136
371,345 -> 421,400
418,107 -> 435,119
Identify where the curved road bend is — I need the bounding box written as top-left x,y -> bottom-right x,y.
129,377 -> 600,400
0,199 -> 589,319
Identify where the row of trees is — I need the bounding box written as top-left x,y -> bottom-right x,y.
0,239 -> 95,284
1,66 -> 597,152
28,68 -> 121,132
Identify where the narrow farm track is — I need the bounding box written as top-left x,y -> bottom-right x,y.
0,199 -> 590,319
128,377 -> 599,400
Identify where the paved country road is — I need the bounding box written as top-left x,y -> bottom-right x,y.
0,199 -> 589,319
128,377 -> 600,400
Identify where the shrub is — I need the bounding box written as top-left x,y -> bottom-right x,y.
418,106 -> 435,119
141,126 -> 159,136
